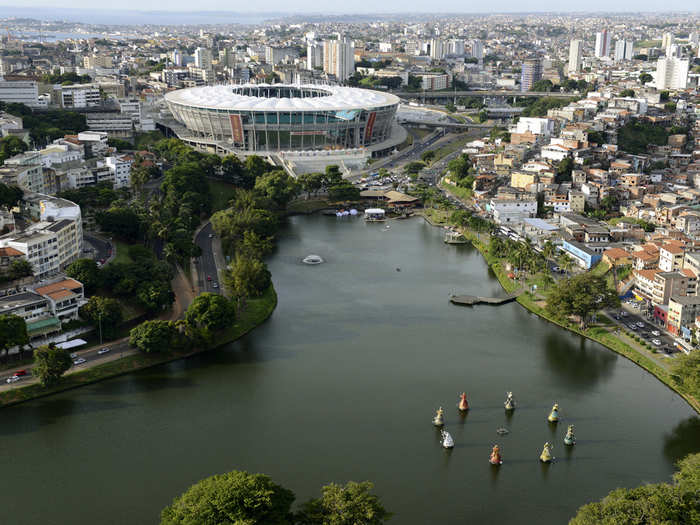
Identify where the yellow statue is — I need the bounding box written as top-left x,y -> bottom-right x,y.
547,403 -> 560,423
540,442 -> 553,463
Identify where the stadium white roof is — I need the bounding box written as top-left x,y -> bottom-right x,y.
164,84 -> 400,112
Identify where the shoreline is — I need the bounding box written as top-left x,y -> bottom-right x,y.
418,211 -> 700,415
0,286 -> 277,408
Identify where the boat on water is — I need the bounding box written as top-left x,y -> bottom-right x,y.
432,407 -> 445,427
540,442 -> 554,463
496,427 -> 509,435
457,392 -> 469,411
440,430 -> 454,449
364,208 -> 386,222
489,444 -> 503,465
564,425 -> 576,446
444,230 -> 468,244
302,254 -> 324,265
548,403 -> 560,423
504,392 -> 516,411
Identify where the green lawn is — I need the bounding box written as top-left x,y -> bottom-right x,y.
636,40 -> 661,48
208,179 -> 239,212
112,240 -> 135,265
287,199 -> 331,214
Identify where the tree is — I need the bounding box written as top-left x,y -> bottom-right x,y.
130,165 -> 153,194
531,79 -> 554,92
327,181 -> 360,202
671,350 -> 700,403
66,258 -> 101,293
0,314 -> 29,360
639,72 -> 653,85
33,344 -> 72,387
185,293 -> 236,333
0,135 -> 28,164
160,471 -> 295,525
447,154 -> 471,179
238,230 -> 274,259
403,161 -> 426,175
297,481 -> 392,525
546,274 -> 620,328
421,150 -> 436,164
297,172 -> 324,197
129,320 -> 181,353
0,182 -> 23,208
619,88 -> 635,97
224,256 -> 272,300
136,281 -> 174,312
477,109 -> 488,123
80,296 -> 124,340
245,155 -> 273,180
254,170 -> 300,208
570,453 -> 700,524
556,157 -> 574,183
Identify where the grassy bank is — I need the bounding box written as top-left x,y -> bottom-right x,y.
287,199 -> 331,214
0,285 -> 278,408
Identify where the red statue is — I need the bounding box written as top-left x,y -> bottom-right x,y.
489,444 -> 503,465
458,392 -> 469,411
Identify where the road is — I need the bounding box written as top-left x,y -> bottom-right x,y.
194,222 -> 222,294
1,339 -> 134,390
83,233 -> 112,263
394,89 -> 576,99
604,303 -> 681,358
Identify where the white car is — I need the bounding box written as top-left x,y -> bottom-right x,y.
73,358 -> 87,365
97,347 -> 110,355
70,353 -> 78,359
651,330 -> 660,336
652,339 -> 662,346
636,322 -> 645,328
5,376 -> 20,384
621,311 -> 628,317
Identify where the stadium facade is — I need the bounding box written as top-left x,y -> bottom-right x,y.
164,84 -> 401,153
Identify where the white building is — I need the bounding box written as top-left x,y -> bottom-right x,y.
594,30 -> 611,58
306,42 -> 323,70
447,39 -> 465,56
194,47 -> 213,71
471,40 -> 484,60
513,117 -> 555,136
323,37 -> 354,82
489,198 -> 538,224
655,57 -> 689,90
568,40 -> 583,74
57,84 -> 102,108
614,40 -> 635,62
0,80 -> 40,107
430,38 -> 445,60
541,144 -> 572,162
86,113 -> 133,137
105,155 -> 133,189
0,162 -> 44,193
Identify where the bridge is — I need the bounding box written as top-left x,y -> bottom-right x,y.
398,119 -> 497,130
394,90 -> 575,100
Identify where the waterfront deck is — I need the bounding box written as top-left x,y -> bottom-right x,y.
449,291 -> 522,306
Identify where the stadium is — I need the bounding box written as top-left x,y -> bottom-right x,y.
163,84 -> 401,154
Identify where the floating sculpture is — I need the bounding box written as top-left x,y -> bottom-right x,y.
489,444 -> 503,465
457,392 -> 470,412
539,442 -> 554,463
504,392 -> 515,411
433,407 -> 445,427
547,403 -> 560,423
440,429 -> 454,449
564,425 -> 576,446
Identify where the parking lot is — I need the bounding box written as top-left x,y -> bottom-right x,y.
606,301 -> 681,358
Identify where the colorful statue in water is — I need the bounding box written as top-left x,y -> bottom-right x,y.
458,392 -> 469,411
547,403 -> 560,423
564,425 -> 576,446
433,407 -> 444,427
539,442 -> 553,463
489,444 -> 503,465
504,392 -> 515,411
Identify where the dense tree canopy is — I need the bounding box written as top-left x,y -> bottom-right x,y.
160,471 -> 295,525
33,345 -> 73,387
224,256 -> 272,300
672,351 -> 700,404
617,120 -> 669,155
254,170 -> 300,208
0,135 -> 28,164
0,182 -> 23,209
546,274 -> 620,328
0,314 -> 28,360
129,320 -> 182,353
185,293 -> 236,333
570,453 -> 700,524
66,258 -> 101,293
80,296 -> 124,340
297,481 -> 392,525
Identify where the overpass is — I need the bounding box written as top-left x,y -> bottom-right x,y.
397,119 -> 496,130
395,90 -> 576,99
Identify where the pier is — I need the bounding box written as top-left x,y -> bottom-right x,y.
449,291 -> 522,306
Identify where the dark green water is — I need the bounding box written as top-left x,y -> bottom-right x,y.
1,216 -> 698,525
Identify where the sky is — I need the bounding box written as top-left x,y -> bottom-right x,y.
0,2 -> 698,16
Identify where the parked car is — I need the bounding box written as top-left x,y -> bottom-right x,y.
627,324 -> 638,330
208,233 -> 214,238
6,376 -> 20,383
620,311 -> 628,317
207,276 -> 212,281
651,330 -> 660,336
70,353 -> 78,359
97,347 -> 111,355
652,339 -> 662,346
636,322 -> 645,328
14,370 -> 27,377
212,282 -> 219,289
73,358 -> 87,365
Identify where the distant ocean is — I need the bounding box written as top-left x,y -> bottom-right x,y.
0,6 -> 277,25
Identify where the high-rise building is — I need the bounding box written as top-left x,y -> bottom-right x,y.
520,58 -> 542,92
568,40 -> 583,74
662,32 -> 674,55
194,47 -> 212,71
655,57 -> 689,90
430,38 -> 445,60
447,39 -> 465,56
323,37 -> 354,82
471,40 -> 484,60
614,40 -> 635,62
171,50 -> 183,67
306,42 -> 322,70
594,30 -> 611,58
